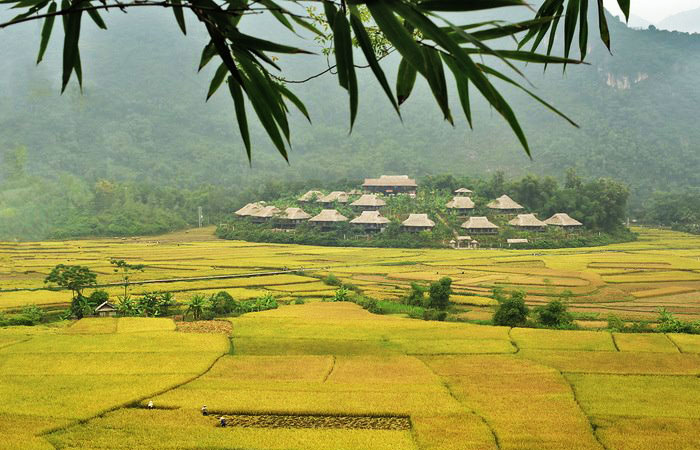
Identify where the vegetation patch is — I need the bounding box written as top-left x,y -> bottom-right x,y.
216,413 -> 411,430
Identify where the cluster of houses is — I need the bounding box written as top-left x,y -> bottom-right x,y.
234,175 -> 583,245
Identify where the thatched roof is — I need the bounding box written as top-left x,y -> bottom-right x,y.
280,207 -> 311,221
298,190 -> 323,202
347,189 -> 362,195
446,196 -> 475,210
487,195 -> 524,210
95,301 -> 117,312
351,194 -> 386,208
455,187 -> 473,194
508,214 -> 547,228
363,175 -> 417,187
251,205 -> 281,218
507,238 -> 529,244
544,213 -> 583,227
402,213 -> 435,228
235,202 -> 265,216
309,209 -> 348,223
318,191 -> 349,203
350,210 -> 391,225
461,217 -> 499,230
457,236 -> 472,241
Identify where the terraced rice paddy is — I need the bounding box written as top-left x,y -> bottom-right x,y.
2,303 -> 698,449
3,227 -> 700,322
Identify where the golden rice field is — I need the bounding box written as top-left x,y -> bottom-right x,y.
2,304 -> 699,449
3,227 -> 700,322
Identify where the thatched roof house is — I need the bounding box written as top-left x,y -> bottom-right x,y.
508,214 -> 547,232
454,187 -> 473,194
544,213 -> 583,228
350,210 -> 390,232
318,191 -> 349,204
298,190 -> 323,203
507,238 -> 529,246
309,209 -> 348,230
351,194 -> 386,210
402,213 -> 435,232
446,196 -> 475,214
362,175 -> 417,195
487,195 -> 524,213
234,202 -> 265,217
461,216 -> 499,234
278,207 -> 311,228
347,189 -> 362,195
250,205 -> 281,223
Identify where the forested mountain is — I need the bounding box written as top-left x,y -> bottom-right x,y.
1,6 -> 699,239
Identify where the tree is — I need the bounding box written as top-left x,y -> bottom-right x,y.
427,277 -> 452,310
535,299 -> 573,328
186,294 -> 207,321
493,290 -> 529,327
0,1 -> 629,162
110,258 -> 145,298
44,264 -> 97,301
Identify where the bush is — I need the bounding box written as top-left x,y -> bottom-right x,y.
607,314 -> 626,332
333,287 -> 351,302
323,273 -> 341,286
422,308 -> 447,321
21,304 -> 45,325
239,293 -> 279,313
208,291 -> 238,315
293,297 -> 305,305
427,277 -> 452,310
493,291 -> 529,327
535,300 -> 573,328
88,290 -> 110,307
402,282 -> 426,307
657,308 -> 700,334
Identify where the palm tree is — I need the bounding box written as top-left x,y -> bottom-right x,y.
185,294 -> 207,321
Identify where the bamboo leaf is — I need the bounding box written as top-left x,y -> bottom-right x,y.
367,2 -> 425,75
227,76 -> 251,162
207,63 -> 228,101
332,10 -> 358,129
396,58 -> 417,105
563,0 -> 580,62
61,2 -> 82,93
87,8 -> 107,30
579,0 -> 588,59
277,83 -> 311,123
418,0 -> 527,11
616,0 -> 630,21
198,41 -> 217,72
421,45 -> 451,124
171,0 -> 187,35
442,53 -> 471,128
36,1 -> 56,64
596,0 -> 611,50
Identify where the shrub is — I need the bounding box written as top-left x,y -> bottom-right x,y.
208,291 -> 238,315
333,287 -> 350,302
403,282 -> 426,307
239,293 -> 279,313
427,277 -> 452,310
323,273 -> 341,286
536,300 -> 574,328
657,308 -> 700,334
293,297 -> 305,305
493,291 -> 529,327
607,314 -> 626,332
88,290 -> 110,307
21,304 -> 45,325
423,308 -> 447,321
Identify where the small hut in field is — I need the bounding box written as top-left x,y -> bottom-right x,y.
309,209 -> 348,231
94,301 -> 117,317
487,195 -> 524,214
461,217 -> 499,234
362,175 -> 417,195
250,206 -> 281,224
350,210 -> 391,233
278,207 -> 311,229
544,213 -> 583,229
454,187 -> 473,195
451,235 -> 478,249
234,202 -> 265,217
446,196 -> 475,215
507,238 -> 529,247
402,214 -> 435,232
298,190 -> 323,203
317,191 -> 350,204
350,194 -> 386,211
508,214 -> 547,232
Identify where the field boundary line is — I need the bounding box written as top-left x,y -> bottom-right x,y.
0,336 -> 33,350
508,328 -> 520,354
322,355 -> 336,383
610,333 -> 620,352
664,334 -> 684,354
39,349 -> 228,440
560,372 -> 609,450
415,356 -> 501,450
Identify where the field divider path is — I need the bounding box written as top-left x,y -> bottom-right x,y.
508,328 -> 520,354
559,371 -> 608,450
610,333 -> 620,352
322,355 -> 336,383
664,334 -> 684,353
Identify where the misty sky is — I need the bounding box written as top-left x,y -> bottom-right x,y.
604,0 -> 700,23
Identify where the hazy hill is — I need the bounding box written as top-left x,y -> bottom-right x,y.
658,7 -> 700,33
0,7 -> 699,203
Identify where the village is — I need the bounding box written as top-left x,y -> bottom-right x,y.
232,175 -> 584,248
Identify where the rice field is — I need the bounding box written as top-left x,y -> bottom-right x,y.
2,227 -> 700,448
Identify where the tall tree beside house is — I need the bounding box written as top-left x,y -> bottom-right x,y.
44,264 -> 98,318
110,258 -> 146,298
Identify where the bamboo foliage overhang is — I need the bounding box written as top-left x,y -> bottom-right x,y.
1,0 -> 630,160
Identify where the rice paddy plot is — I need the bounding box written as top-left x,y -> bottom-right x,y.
510,328 -> 617,351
